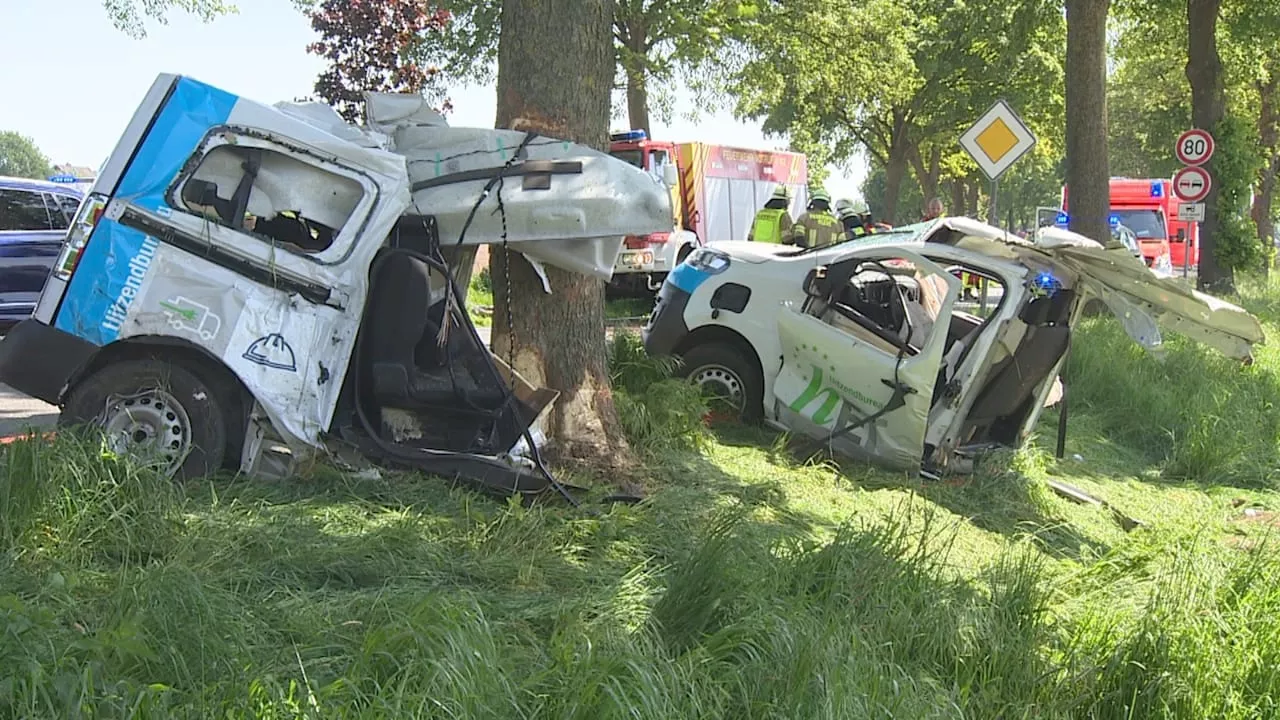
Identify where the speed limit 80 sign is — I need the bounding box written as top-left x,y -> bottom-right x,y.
1175,129 -> 1215,166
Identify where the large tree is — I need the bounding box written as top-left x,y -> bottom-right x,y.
724,0 -> 1063,224
489,0 -> 638,485
1185,0 -> 1232,291
1063,0 -> 1111,244
100,0 -> 235,37
0,132 -> 52,180
411,0 -> 731,135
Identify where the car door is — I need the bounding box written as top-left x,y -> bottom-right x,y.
0,187 -> 64,323
1034,233 -> 1264,362
771,247 -> 960,470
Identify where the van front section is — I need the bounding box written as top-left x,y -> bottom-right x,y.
0,73 -> 411,475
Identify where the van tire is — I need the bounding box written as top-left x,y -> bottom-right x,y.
678,342 -> 764,422
60,358 -> 230,480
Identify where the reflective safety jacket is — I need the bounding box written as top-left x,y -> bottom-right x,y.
748,207 -> 793,243
790,211 -> 842,248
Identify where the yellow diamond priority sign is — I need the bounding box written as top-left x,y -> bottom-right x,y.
960,100 -> 1037,180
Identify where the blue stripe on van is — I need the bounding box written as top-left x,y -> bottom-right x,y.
55,77 -> 238,346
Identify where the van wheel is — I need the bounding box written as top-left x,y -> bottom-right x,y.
678,343 -> 763,422
60,358 -> 230,480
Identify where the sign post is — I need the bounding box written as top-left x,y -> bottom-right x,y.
960,99 -> 1037,230
1173,129 -> 1215,280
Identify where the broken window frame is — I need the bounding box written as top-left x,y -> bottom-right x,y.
163,126 -> 382,267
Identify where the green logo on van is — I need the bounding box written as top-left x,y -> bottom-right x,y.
787,365 -> 877,425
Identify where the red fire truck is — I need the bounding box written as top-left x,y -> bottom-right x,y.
1062,178 -> 1183,274
607,129 -> 808,292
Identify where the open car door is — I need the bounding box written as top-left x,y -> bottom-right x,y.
772,247 -> 961,470
1034,231 -> 1264,361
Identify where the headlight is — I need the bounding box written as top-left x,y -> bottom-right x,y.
686,247 -> 731,274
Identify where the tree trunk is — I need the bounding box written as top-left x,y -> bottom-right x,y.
1064,0 -> 1111,246
966,175 -> 981,219
909,145 -> 942,210
623,22 -> 650,135
1254,68 -> 1278,273
1186,0 -> 1230,292
950,178 -> 966,217
491,0 -> 638,484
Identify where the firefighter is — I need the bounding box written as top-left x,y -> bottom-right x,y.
789,188 -> 842,248
837,198 -> 873,240
747,185 -> 794,243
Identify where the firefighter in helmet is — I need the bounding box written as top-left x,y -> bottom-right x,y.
747,185 -> 794,243
838,198 -> 880,240
789,188 -> 842,248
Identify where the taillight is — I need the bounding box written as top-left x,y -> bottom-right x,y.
53,194 -> 108,280
645,232 -> 671,245
624,235 -> 647,249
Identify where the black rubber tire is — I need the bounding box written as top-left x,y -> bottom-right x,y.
677,342 -> 764,422
60,358 -> 230,480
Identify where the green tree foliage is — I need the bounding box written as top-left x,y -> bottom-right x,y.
0,132 -> 52,180
721,0 -> 1064,223
100,0 -> 236,38
408,0 -> 738,132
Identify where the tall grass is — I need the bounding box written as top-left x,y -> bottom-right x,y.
1066,282 -> 1280,487
607,331 -> 711,455
3,279 -> 1280,717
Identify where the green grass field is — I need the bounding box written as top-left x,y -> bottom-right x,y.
3,278 -> 1280,718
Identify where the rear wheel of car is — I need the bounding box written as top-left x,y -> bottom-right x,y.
60,358 -> 232,480
678,342 -> 763,422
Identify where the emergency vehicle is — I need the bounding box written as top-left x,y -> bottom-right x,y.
607,130 -> 808,292
1061,178 -> 1191,274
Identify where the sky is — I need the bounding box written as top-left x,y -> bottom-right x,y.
0,0 -> 868,198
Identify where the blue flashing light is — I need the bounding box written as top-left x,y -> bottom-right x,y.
1150,181 -> 1163,198
49,174 -> 78,184
610,129 -> 647,142
1055,211 -> 1069,226
1031,270 -> 1061,297
1108,214 -> 1120,228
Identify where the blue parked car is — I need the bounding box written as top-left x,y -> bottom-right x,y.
0,176 -> 84,331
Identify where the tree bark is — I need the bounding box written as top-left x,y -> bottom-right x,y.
881,110 -> 913,224
1186,0 -> 1230,292
909,144 -> 942,209
950,178 -> 966,217
491,0 -> 638,484
966,175 -> 981,220
1064,0 -> 1111,246
1254,68 -> 1279,272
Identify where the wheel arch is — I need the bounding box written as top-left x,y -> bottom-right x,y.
63,335 -> 255,440
675,324 -> 764,385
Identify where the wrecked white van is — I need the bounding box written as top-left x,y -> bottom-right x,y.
643,218 -> 1266,475
0,73 -> 672,497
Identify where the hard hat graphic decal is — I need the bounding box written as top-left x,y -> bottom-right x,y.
243,333 -> 297,372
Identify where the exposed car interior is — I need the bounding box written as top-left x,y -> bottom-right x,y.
797,252 -> 1079,452
800,256 -> 1002,377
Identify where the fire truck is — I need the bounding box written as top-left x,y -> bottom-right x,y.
1061,178 -> 1194,274
607,130 -> 808,293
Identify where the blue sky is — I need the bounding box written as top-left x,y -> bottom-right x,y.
1,0 -> 866,196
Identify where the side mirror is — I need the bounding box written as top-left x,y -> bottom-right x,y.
663,163 -> 678,188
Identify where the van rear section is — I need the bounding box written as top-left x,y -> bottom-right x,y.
33,74 -> 179,333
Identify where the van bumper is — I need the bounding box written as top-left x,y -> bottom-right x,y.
0,320 -> 97,405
